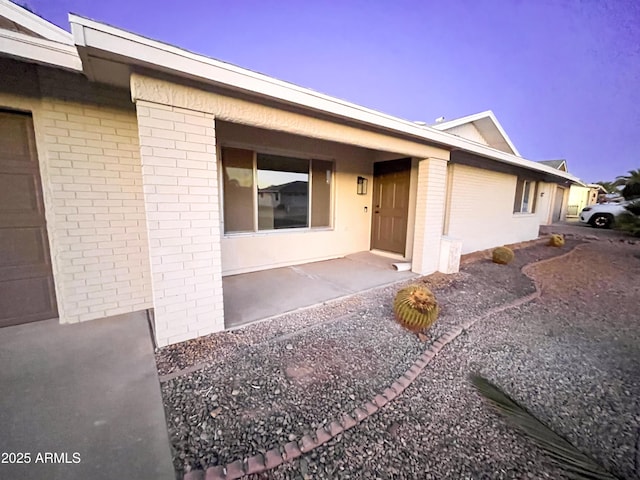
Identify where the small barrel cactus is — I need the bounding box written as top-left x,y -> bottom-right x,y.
492,246 -> 514,265
393,285 -> 439,332
549,234 -> 565,247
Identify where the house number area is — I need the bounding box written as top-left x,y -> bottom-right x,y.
1,452 -> 81,464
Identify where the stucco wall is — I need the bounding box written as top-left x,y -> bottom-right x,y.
445,164 -> 540,254
130,74 -> 448,161
0,58 -> 152,323
216,122 -> 375,275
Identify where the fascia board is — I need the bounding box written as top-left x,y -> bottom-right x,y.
0,28 -> 81,70
68,15 -> 581,186
0,0 -> 73,44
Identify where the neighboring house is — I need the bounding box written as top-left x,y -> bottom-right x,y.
535,159 -> 604,218
0,1 -> 583,347
567,183 -> 606,217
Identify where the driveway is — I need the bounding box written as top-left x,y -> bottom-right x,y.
157,239 -> 640,479
540,219 -> 631,240
0,312 -> 175,480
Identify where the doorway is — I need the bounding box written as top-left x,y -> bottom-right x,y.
370,158 -> 411,255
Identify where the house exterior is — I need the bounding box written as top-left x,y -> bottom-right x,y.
567,184 -> 605,217
535,159 -> 604,218
0,1 -> 583,347
433,113 -> 575,251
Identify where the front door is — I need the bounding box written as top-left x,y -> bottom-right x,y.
0,110 -> 58,327
370,158 -> 411,255
553,186 -> 565,222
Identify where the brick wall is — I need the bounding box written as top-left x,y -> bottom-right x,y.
411,158 -> 448,274
135,100 -> 224,347
32,66 -> 153,322
445,164 -> 540,254
0,60 -> 153,324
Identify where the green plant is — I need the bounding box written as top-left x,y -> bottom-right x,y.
614,212 -> 640,237
492,246 -> 514,265
470,374 -> 619,479
549,234 -> 565,247
393,285 -> 439,332
614,169 -> 640,200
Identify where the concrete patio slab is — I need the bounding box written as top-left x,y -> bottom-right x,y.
0,312 -> 175,480
223,251 -> 417,329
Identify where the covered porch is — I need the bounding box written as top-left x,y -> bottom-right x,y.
223,251 -> 417,329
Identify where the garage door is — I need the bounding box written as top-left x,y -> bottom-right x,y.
0,110 -> 57,327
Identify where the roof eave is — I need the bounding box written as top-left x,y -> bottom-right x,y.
68,14 -> 581,186
0,0 -> 73,44
0,28 -> 81,71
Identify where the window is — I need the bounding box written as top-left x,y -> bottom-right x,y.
222,147 -> 332,233
513,179 -> 537,213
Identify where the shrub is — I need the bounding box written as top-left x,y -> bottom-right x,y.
548,234 -> 565,247
614,212 -> 640,237
492,246 -> 514,265
393,285 -> 439,332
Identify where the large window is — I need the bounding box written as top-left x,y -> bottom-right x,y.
513,178 -> 537,213
222,147 -> 332,233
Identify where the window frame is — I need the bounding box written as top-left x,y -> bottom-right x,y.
513,178 -> 538,214
219,144 -> 335,236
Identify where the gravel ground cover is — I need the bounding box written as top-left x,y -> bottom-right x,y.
156,239 -> 586,476
252,240 -> 640,479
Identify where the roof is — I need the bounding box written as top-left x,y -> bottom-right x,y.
430,110 -> 521,157
536,159 -> 567,171
68,15 -> 584,186
0,0 -> 81,71
0,2 -> 584,187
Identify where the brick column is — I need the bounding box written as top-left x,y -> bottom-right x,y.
135,100 -> 223,346
411,157 -> 448,275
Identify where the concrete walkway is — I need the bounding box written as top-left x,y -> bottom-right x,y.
223,251 -> 417,329
0,312 -> 175,480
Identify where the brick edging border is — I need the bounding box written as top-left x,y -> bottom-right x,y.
183,242 -> 586,480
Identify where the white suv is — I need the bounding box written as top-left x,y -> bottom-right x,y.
579,201 -> 629,228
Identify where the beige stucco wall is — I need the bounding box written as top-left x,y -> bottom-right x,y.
216,122 -> 376,275
445,164 -> 540,254
0,58 -> 152,323
130,74 -> 448,161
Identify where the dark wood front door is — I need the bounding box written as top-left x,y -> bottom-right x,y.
0,111 -> 57,327
370,158 -> 411,255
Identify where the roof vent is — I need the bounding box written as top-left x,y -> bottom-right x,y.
435,116 -> 445,123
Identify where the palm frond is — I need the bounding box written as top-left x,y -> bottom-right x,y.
470,374 -> 619,480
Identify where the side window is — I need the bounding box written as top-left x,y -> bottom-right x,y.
514,178 -> 537,213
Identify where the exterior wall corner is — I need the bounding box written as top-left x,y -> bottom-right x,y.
135,98 -> 224,347
411,157 -> 448,275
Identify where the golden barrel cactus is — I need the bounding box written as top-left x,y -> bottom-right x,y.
393,285 -> 439,332
492,246 -> 514,265
549,234 -> 565,247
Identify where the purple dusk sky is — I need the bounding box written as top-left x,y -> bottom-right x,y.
22,0 -> 639,183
